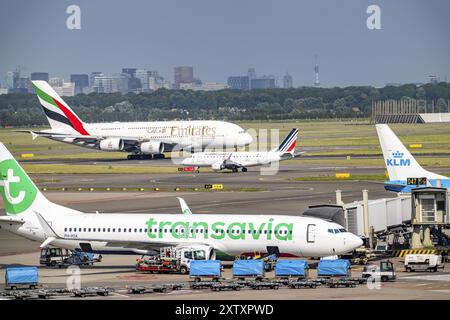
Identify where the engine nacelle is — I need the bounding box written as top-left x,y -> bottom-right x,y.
140,141 -> 164,155
211,163 -> 224,171
99,138 -> 124,151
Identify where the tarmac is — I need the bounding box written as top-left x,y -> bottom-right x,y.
1,160 -> 450,299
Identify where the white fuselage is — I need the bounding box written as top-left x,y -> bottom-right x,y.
47,120 -> 252,152
182,151 -> 284,168
3,212 -> 362,258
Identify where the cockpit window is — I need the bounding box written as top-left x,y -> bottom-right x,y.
328,229 -> 334,234
334,229 -> 340,233
339,228 -> 347,233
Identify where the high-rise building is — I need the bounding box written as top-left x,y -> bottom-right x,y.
93,76 -> 114,93
49,77 -> 63,87
283,73 -> 293,89
4,71 -> 18,89
227,76 -> 250,90
251,76 -> 276,89
122,68 -> 137,78
174,66 -> 194,89
70,74 -> 89,94
53,82 -> 75,97
90,72 -> 103,88
31,72 -> 49,82
135,69 -> 150,92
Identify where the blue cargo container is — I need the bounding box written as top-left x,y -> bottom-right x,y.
189,260 -> 221,277
5,266 -> 39,289
233,260 -> 265,277
317,259 -> 351,277
275,260 -> 309,277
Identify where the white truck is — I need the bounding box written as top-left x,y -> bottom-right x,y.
404,254 -> 444,272
362,260 -> 396,282
136,245 -> 215,274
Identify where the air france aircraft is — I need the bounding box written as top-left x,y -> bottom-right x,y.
23,81 -> 252,160
181,128 -> 299,172
0,143 -> 362,258
376,124 -> 450,192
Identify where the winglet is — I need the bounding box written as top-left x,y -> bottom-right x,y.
177,197 -> 192,215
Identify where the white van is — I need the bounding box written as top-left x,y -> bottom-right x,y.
404,254 -> 444,272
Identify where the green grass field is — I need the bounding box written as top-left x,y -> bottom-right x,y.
2,120 -> 450,174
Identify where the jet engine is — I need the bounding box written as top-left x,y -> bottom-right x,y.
99,138 -> 124,151
140,141 -> 164,155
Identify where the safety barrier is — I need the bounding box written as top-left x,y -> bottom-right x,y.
392,249 -> 450,257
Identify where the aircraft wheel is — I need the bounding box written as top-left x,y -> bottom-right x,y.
242,167 -> 248,172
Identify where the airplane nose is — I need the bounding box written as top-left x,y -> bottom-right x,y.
244,132 -> 253,145
347,235 -> 363,250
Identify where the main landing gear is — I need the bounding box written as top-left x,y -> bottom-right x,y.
242,167 -> 248,172
127,154 -> 166,160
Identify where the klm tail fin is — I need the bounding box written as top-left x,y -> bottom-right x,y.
0,142 -> 80,216
375,124 -> 447,181
32,81 -> 89,135
275,128 -> 299,155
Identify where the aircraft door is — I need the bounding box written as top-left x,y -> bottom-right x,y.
307,224 -> 316,243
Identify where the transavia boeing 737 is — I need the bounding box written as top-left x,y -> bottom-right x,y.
0,143 -> 362,258
22,81 -> 252,160
376,124 -> 450,192
181,128 -> 299,172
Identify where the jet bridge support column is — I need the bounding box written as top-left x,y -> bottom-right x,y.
362,190 -> 371,248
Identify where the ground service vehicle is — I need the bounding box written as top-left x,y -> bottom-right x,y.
404,254 -> 444,272
362,260 -> 396,282
136,245 -> 213,274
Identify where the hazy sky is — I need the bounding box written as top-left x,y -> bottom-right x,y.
1,0 -> 449,87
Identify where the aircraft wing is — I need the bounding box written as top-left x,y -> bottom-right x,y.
17,130 -> 140,143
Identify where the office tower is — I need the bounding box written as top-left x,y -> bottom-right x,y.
4,71 -> 18,89
251,75 -> 276,89
31,72 -> 49,82
122,68 -> 137,78
227,76 -> 250,90
93,76 -> 114,93
135,69 -> 150,92
49,77 -> 63,87
174,66 -> 194,89
70,74 -> 89,94
283,72 -> 293,88
90,72 -> 103,88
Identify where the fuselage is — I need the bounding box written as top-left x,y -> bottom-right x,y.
46,120 -> 252,152
182,151 -> 284,168
3,213 -> 362,258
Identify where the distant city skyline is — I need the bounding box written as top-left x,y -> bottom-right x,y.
1,1 -> 449,88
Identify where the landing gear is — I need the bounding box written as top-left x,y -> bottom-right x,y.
242,167 -> 248,172
153,154 -> 165,159
127,154 -> 153,160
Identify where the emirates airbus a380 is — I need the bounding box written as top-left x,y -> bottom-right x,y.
23,81 -> 252,160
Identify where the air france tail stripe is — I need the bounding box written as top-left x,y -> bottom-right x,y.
279,129 -> 298,152
278,130 -> 296,151
51,98 -> 89,135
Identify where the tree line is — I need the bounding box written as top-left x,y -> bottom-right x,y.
0,83 -> 449,126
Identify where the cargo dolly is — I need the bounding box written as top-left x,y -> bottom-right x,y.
210,282 -> 242,291
288,280 -> 318,289
72,287 -> 114,297
249,281 -> 279,290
